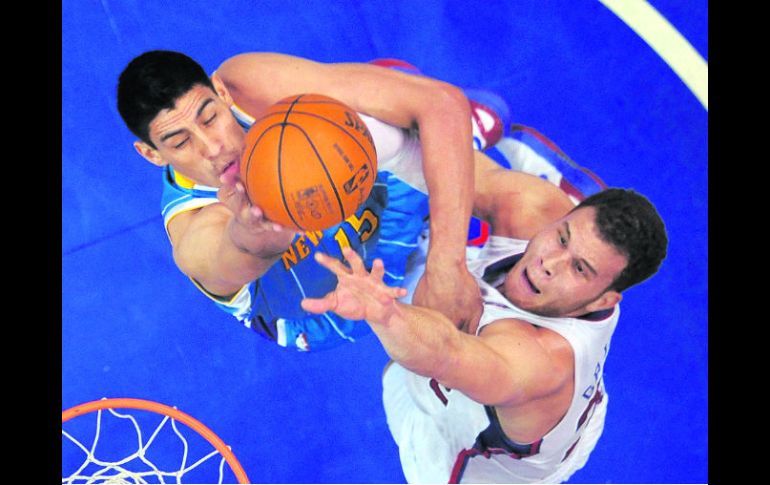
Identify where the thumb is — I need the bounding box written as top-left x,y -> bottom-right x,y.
218,179 -> 250,213
301,293 -> 338,314
217,178 -> 238,203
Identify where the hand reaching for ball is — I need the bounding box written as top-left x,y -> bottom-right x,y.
301,247 -> 408,325
218,174 -> 297,256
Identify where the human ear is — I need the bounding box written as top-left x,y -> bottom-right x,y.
584,290 -> 622,313
133,140 -> 167,167
210,72 -> 234,106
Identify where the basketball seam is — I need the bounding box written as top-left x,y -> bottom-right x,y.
245,94 -> 375,231
279,110 -> 376,185
277,97 -> 305,230
285,122 -> 346,225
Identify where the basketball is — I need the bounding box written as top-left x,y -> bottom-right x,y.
239,93 -> 378,231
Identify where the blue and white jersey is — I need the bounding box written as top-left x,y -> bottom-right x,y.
160,105 -> 429,351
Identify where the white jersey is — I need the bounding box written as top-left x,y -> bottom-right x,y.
383,235 -> 619,483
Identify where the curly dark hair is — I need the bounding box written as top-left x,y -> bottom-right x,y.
117,50 -> 215,147
573,188 -> 668,293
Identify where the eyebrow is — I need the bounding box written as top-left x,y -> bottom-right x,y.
159,98 -> 216,143
564,221 -> 598,276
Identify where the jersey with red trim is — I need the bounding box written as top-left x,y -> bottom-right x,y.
386,235 -> 619,483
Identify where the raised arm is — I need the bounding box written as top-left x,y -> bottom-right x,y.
301,247 -> 569,407
218,52 -> 479,325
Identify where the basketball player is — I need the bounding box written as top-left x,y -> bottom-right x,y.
301,154 -> 668,483
117,50 -> 510,350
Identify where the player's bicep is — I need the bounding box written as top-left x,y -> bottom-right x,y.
439,319 -> 565,407
167,205 -> 226,277
237,54 -> 456,125
219,53 -> 467,144
217,53 -> 331,112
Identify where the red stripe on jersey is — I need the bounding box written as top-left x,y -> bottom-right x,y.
449,448 -> 480,483
449,444 -> 543,483
429,378 -> 450,406
467,220 -> 490,246
561,437 -> 580,463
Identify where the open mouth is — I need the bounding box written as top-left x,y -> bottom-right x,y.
222,160 -> 239,178
523,268 -> 541,294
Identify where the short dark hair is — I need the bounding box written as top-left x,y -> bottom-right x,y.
574,188 -> 668,293
117,50 -> 214,147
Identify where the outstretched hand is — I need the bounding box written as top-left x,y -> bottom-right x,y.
301,247 -> 408,325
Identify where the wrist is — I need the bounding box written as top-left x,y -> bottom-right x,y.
426,219 -> 471,263
227,219 -> 292,257
424,247 -> 468,271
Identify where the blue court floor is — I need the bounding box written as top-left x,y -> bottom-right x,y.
62,1 -> 707,483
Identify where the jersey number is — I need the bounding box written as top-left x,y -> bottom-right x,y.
333,208 -> 378,250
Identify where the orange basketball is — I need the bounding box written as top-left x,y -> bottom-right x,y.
240,94 -> 378,231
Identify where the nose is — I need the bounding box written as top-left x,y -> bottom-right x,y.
197,131 -> 223,160
541,248 -> 570,276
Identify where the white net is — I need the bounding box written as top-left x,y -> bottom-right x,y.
62,404 -> 237,484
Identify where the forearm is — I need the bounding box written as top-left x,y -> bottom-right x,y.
303,247 -> 527,406
174,209 -> 293,296
371,302 -> 530,406
361,70 -> 476,262
416,94 -> 475,265
215,217 -> 292,280
370,301 -> 462,380
225,215 -> 293,260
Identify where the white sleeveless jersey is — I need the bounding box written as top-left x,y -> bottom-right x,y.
385,235 -> 619,483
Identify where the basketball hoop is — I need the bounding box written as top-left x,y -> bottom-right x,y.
62,397 -> 250,484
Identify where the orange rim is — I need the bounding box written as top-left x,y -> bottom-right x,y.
62,398 -> 250,484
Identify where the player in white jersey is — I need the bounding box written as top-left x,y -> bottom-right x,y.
386,233 -> 618,483
302,151 -> 668,483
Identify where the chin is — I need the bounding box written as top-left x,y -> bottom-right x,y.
519,299 -> 563,318
506,292 -> 537,313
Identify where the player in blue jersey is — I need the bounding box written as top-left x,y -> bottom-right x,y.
117,50 -> 511,350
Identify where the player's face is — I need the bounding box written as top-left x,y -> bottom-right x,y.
501,207 -> 626,317
142,83 -> 245,187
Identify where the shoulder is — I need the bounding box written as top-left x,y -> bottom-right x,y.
480,318 -> 574,386
474,152 -> 575,240
482,317 -> 573,351
217,52 -> 305,75
166,202 -> 233,250
215,53 -> 326,114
